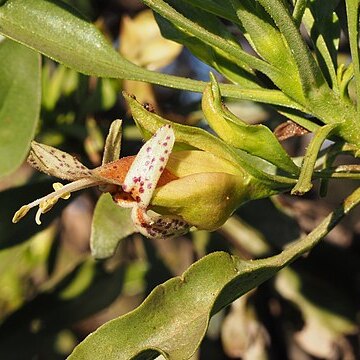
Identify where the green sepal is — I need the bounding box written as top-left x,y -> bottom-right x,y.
124,91 -> 297,190
202,74 -> 299,175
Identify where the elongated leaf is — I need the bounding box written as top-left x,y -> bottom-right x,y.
90,194 -> 136,259
0,39 -> 40,178
230,0 -> 304,101
154,11 -> 260,88
0,0 -> 303,107
256,0 -> 328,96
182,0 -> 240,24
345,0 -> 360,111
0,0 -> 198,92
302,0 -> 340,91
142,0 -> 278,77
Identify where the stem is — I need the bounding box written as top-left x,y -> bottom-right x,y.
274,186 -> 360,265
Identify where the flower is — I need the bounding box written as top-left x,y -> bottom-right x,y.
13,124 -> 191,239
13,84 -> 296,240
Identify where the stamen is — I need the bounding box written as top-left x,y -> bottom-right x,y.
12,205 -> 30,223
12,178 -> 103,224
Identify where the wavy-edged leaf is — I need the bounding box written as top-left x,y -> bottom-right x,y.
0,39 -> 40,178
69,186 -> 360,359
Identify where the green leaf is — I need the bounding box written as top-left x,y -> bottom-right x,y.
154,11 -> 260,88
230,0 -> 304,101
256,0 -> 328,96
0,0 -> 196,91
182,0 -> 240,24
0,0 -> 304,107
90,194 -> 136,259
69,185 -> 360,360
142,0 -> 279,77
0,39 -> 41,178
345,0 -> 360,111
302,0 -> 340,91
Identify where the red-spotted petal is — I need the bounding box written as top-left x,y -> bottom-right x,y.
123,125 -> 175,207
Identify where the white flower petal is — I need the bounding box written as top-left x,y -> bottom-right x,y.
123,125 -> 175,207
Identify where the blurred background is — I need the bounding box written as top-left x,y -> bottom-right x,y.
1,0 -> 360,359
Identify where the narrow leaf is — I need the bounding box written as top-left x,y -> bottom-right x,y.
256,0 -> 328,96
154,11 -> 260,88
0,39 -> 40,178
302,0 -> 340,91
345,0 -> 360,111
142,0 -> 278,77
0,0 -> 304,107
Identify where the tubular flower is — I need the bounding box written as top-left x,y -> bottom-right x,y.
13,124 -> 191,239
